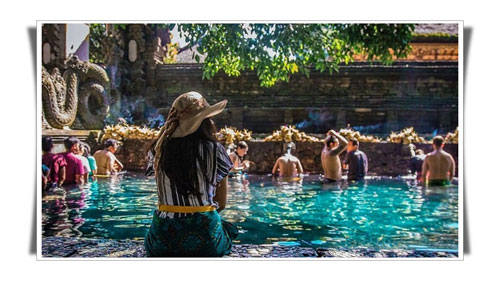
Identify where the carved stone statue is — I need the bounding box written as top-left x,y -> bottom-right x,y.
41,66 -> 78,129
42,55 -> 116,129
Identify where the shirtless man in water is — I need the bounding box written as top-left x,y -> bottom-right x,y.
94,138 -> 124,175
272,142 -> 304,178
422,136 -> 455,186
321,130 -> 348,182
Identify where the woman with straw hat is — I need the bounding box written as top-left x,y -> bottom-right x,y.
144,91 -> 237,257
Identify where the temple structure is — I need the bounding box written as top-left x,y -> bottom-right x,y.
41,23 -> 458,135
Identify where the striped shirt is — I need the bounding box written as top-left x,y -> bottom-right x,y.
155,141 -> 233,219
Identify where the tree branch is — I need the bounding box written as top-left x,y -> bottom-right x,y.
177,43 -> 193,54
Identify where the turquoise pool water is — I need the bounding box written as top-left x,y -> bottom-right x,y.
42,173 -> 459,251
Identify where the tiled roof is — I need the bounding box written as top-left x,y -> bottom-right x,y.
414,23 -> 458,35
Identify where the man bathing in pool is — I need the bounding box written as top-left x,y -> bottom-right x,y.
422,136 -> 455,186
272,142 -> 304,178
94,138 -> 124,175
321,129 -> 348,182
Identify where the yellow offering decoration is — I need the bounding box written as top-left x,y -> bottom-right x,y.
386,127 -> 427,144
100,124 -> 160,141
444,127 -> 459,144
263,125 -> 320,143
216,126 -> 253,145
338,128 -> 382,143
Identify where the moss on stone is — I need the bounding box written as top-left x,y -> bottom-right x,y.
411,32 -> 459,43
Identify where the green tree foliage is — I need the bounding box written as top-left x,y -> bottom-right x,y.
89,24 -> 107,64
177,24 -> 414,87
88,24 -> 414,87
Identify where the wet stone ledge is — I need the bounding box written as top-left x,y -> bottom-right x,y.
42,237 -> 458,258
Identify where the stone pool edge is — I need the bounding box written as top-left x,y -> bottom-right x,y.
41,237 -> 458,258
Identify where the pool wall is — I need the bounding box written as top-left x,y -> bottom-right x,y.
112,139 -> 458,176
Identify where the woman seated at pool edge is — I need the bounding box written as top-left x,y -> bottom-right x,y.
144,91 -> 238,257
229,141 -> 251,174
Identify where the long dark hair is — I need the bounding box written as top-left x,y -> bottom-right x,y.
159,118 -> 217,197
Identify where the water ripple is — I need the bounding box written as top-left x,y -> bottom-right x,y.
42,173 -> 459,250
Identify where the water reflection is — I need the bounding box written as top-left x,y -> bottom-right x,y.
42,173 -> 157,240
41,173 -> 459,251
42,184 -> 86,237
224,176 -> 252,223
224,176 -> 458,250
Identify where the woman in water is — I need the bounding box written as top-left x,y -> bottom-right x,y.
144,91 -> 237,257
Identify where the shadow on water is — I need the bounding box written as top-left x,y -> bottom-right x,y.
28,26 -> 37,255
463,26 -> 472,255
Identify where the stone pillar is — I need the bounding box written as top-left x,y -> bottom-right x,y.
335,110 -> 346,129
43,24 -> 90,66
144,36 -> 165,87
42,24 -> 65,69
127,25 -> 146,96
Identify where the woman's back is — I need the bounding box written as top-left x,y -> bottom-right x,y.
144,92 -> 237,257
155,140 -> 230,218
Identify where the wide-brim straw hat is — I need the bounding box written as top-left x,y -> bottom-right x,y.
153,91 -> 227,174
170,91 -> 227,138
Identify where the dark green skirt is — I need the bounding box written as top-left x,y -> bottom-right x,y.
144,210 -> 238,257
427,179 -> 451,186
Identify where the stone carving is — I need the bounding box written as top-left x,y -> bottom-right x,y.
42,66 -> 78,129
66,55 -> 112,129
42,55 -> 117,129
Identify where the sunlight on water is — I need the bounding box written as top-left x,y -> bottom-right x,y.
42,173 -> 458,251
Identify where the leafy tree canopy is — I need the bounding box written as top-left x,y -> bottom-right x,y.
89,24 -> 415,87
89,24 -> 107,64
175,24 -> 415,87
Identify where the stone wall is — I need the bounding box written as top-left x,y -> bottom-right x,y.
114,139 -> 458,177
245,141 -> 458,176
155,62 -> 458,135
113,139 -> 152,173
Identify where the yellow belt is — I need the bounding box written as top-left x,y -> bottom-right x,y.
158,204 -> 216,213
